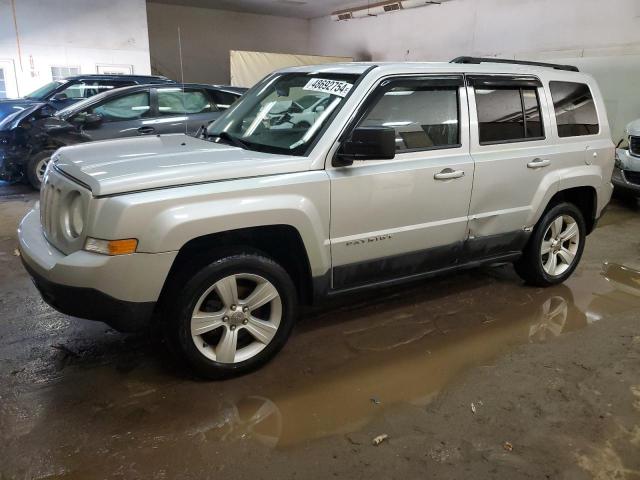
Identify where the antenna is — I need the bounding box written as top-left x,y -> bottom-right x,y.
177,26 -> 187,136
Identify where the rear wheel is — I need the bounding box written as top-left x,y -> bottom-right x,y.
26,151 -> 54,190
163,252 -> 297,379
515,202 -> 585,286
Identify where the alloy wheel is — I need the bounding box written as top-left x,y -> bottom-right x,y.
35,156 -> 51,183
190,273 -> 282,364
540,214 -> 580,277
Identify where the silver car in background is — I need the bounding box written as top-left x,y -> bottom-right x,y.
613,119 -> 640,196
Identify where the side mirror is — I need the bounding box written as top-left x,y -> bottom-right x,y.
51,93 -> 68,101
73,113 -> 103,129
334,127 -> 396,166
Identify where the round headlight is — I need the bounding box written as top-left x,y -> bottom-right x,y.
65,192 -> 84,239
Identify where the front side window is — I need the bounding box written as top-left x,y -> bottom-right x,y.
157,88 -> 215,116
475,87 -> 544,144
82,91 -> 151,122
207,72 -> 358,155
549,81 -> 599,137
358,81 -> 460,152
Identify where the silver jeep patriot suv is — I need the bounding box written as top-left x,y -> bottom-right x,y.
18,58 -> 614,378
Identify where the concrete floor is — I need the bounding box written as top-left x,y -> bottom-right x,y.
0,183 -> 639,479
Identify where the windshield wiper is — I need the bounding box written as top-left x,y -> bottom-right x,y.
208,131 -> 248,149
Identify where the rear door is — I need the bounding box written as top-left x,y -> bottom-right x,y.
466,75 -> 560,253
150,86 -> 222,135
328,75 -> 474,289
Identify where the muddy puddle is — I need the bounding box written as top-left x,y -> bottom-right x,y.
193,262 -> 640,448
7,260 -> 638,473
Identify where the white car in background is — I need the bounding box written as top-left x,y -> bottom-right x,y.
612,119 -> 640,196
268,94 -> 331,128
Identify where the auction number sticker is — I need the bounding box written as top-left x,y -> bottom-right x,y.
303,78 -> 353,97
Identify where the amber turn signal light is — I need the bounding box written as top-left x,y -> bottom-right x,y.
84,237 -> 138,256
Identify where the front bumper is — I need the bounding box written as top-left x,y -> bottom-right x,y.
18,207 -> 177,332
612,167 -> 640,195
0,145 -> 27,182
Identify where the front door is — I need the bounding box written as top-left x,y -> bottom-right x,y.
328,76 -> 474,290
74,89 -> 153,141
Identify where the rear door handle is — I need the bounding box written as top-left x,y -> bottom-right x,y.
434,168 -> 465,180
137,126 -> 156,135
527,158 -> 551,169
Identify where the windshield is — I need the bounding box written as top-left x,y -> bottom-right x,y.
207,72 -> 359,156
24,81 -> 63,100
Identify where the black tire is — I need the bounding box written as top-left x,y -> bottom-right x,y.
26,151 -> 54,190
514,202 -> 586,287
163,252 -> 297,379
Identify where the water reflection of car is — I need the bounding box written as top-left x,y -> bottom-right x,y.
0,83 -> 245,189
195,264 -> 640,448
612,119 -> 640,197
0,74 -> 175,122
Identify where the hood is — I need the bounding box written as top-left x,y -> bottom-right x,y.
626,119 -> 640,137
0,98 -> 39,122
0,102 -> 52,131
54,134 -> 311,196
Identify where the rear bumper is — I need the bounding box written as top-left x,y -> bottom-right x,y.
18,207 -> 177,332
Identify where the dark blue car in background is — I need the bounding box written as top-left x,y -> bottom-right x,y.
0,83 -> 245,188
0,74 -> 175,122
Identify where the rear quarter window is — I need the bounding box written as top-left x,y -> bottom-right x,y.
549,81 -> 599,137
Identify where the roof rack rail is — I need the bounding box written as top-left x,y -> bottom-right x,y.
450,56 -> 579,72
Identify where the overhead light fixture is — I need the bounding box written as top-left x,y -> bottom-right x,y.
331,0 -> 450,21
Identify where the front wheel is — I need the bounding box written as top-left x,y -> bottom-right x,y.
26,151 -> 54,190
163,253 -> 297,379
515,202 -> 586,287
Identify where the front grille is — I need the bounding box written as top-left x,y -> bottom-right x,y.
630,136 -> 640,157
39,166 -> 90,255
40,180 -> 62,242
623,170 -> 640,186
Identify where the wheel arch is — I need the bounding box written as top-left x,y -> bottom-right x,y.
159,224 -> 316,306
543,186 -> 597,234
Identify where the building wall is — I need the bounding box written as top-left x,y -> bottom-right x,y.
309,0 -> 640,140
146,2 -> 311,85
0,0 -> 151,98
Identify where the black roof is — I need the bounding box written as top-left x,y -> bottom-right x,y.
62,74 -> 175,83
56,83 -> 245,117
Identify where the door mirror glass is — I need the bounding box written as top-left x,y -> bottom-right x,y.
335,127 -> 396,166
51,93 -> 68,101
72,112 -> 103,128
83,113 -> 103,128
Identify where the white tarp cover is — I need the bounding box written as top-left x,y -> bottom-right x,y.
230,50 -> 352,88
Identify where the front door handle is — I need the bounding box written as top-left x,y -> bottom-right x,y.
137,126 -> 156,135
434,168 -> 465,180
527,158 -> 551,169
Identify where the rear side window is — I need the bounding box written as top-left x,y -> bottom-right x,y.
475,87 -> 544,144
549,81 -> 599,137
210,90 -> 240,109
157,88 -> 216,116
359,82 -> 460,152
